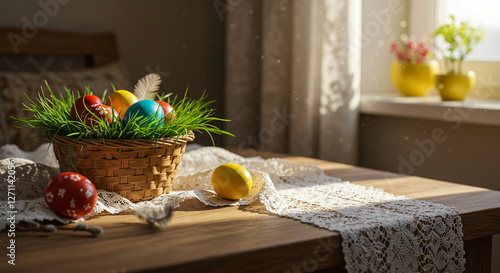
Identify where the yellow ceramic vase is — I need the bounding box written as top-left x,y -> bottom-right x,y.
435,71 -> 476,101
390,61 -> 439,97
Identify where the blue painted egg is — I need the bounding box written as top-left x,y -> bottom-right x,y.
122,100 -> 165,128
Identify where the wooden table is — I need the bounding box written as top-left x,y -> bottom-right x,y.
2,148 -> 500,273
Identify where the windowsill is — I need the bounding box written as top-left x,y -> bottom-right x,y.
360,95 -> 500,127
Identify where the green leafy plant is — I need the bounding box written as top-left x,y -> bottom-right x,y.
433,15 -> 485,74
13,82 -> 233,144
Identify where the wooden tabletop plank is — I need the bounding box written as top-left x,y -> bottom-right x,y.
2,148 -> 500,273
8,199 -> 341,273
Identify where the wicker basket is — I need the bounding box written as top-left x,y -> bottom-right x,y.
48,131 -> 195,202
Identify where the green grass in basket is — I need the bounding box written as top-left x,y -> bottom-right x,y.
13,82 -> 233,144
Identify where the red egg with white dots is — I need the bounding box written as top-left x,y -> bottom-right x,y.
78,104 -> 120,130
70,95 -> 104,120
44,172 -> 98,219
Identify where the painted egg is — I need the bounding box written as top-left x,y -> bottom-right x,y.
122,100 -> 165,128
78,104 -> 120,130
155,100 -> 177,121
44,172 -> 97,219
105,90 -> 139,120
70,95 -> 104,120
211,163 -> 252,200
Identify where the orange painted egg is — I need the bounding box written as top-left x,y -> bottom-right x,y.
105,90 -> 139,119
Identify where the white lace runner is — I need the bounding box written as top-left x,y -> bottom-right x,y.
0,145 -> 465,273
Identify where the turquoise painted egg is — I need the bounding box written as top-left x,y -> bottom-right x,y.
122,100 -> 165,128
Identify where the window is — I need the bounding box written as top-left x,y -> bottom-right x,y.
437,0 -> 500,61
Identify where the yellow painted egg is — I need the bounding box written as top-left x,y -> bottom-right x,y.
211,163 -> 252,200
105,90 -> 139,119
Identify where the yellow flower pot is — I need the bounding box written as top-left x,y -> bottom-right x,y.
435,71 -> 476,101
390,61 -> 439,96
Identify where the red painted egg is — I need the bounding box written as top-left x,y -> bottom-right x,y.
44,172 -> 98,219
155,100 -> 177,121
71,95 -> 104,120
78,104 -> 120,130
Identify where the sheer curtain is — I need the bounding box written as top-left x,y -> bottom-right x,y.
224,0 -> 361,164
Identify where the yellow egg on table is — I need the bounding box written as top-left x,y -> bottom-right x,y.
211,163 -> 252,200
105,90 -> 139,119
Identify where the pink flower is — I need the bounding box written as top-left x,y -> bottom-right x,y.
390,38 -> 429,64
405,40 -> 416,50
396,51 -> 404,61
390,41 -> 398,52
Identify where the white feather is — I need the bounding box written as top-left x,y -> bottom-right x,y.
134,73 -> 162,100
135,205 -> 174,227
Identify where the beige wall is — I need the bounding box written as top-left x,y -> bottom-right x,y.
359,114 -> 500,191
0,0 -> 225,146
361,0 -> 409,96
